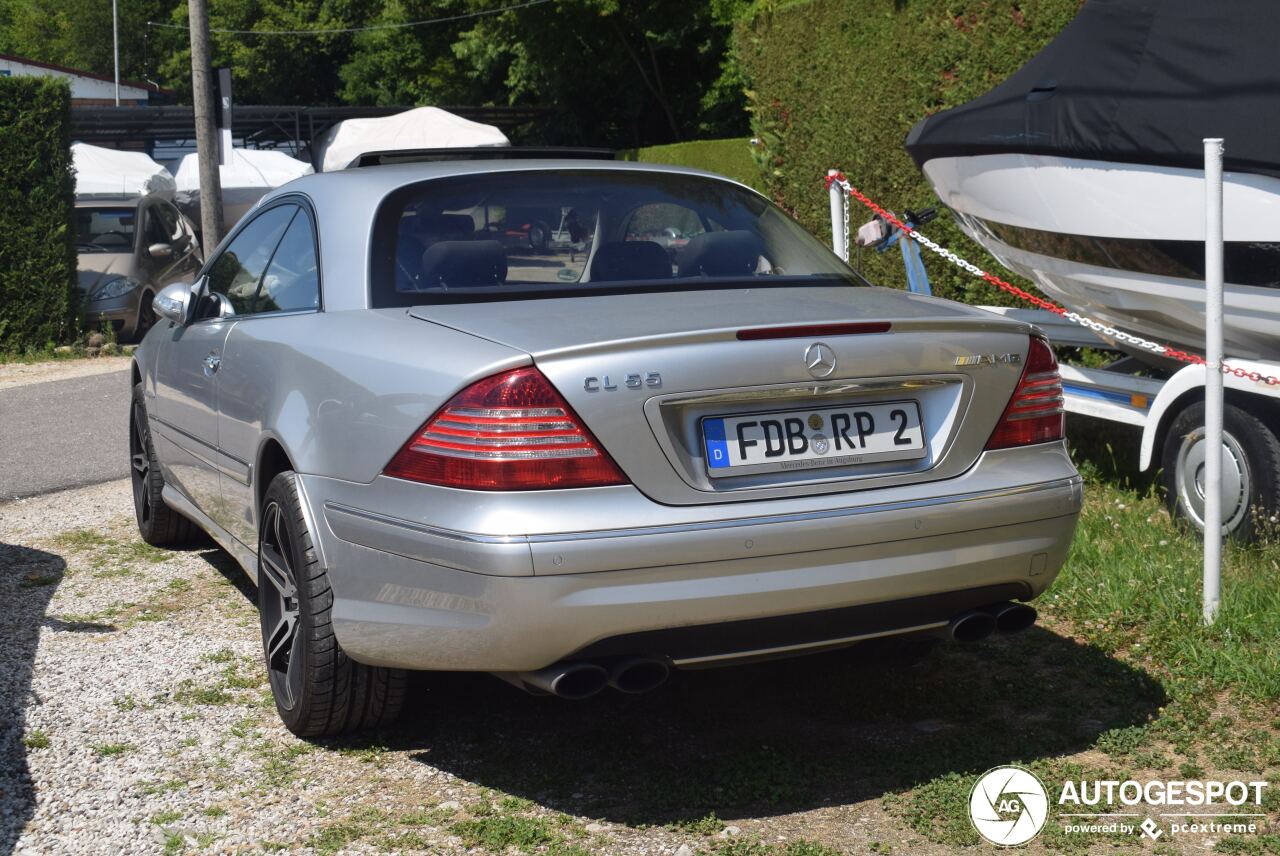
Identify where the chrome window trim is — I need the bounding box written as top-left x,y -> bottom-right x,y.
191,192 -> 324,322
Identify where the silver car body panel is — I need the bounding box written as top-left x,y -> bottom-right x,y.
133,158 -> 1081,673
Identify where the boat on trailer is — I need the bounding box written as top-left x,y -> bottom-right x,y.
905,0 -> 1280,362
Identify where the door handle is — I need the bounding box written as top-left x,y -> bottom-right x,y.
202,351 -> 221,376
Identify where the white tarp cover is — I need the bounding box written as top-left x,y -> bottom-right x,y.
173,148 -> 314,229
72,142 -> 177,198
315,106 -> 510,172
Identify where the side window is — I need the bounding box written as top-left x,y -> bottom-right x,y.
156,203 -> 181,241
257,208 -> 319,313
205,205 -> 295,316
144,204 -> 171,247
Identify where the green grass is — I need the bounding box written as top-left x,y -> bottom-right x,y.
161,830 -> 184,856
1044,467 -> 1280,699
450,814 -> 560,850
22,730 -> 50,749
711,840 -> 843,856
138,779 -> 187,796
19,572 -> 60,588
880,427 -> 1280,849
620,138 -> 762,190
52,529 -> 115,550
93,742 -> 132,757
173,679 -> 232,706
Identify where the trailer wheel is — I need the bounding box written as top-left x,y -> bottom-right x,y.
1161,400 -> 1280,542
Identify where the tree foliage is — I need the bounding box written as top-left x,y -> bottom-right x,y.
735,0 -> 1079,304
0,76 -> 77,352
0,0 -> 750,147
0,0 -> 169,84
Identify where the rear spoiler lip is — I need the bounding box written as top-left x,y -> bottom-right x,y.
348,147 -> 616,169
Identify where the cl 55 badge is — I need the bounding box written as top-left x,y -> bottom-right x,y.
584,372 -> 662,391
955,353 -> 1022,367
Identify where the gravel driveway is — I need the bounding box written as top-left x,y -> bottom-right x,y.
2,480 -> 931,856
0,482 -> 1177,856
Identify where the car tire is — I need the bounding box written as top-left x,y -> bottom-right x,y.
130,382 -> 197,547
258,471 -> 407,737
528,221 -> 549,253
1161,399 -> 1280,542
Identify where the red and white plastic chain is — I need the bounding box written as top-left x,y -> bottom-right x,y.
824,171 -> 1280,387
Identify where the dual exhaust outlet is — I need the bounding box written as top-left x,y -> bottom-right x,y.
494,656 -> 670,700
947,601 -> 1038,643
497,601 -> 1037,699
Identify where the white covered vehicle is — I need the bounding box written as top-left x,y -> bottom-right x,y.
173,148 -> 313,232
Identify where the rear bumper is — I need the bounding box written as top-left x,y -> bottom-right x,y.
300,446 -> 1082,672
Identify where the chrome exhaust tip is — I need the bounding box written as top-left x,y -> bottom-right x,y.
493,662 -> 609,700
947,609 -> 997,643
607,657 -> 670,694
989,602 -> 1038,634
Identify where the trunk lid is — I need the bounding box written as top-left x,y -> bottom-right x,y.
409,286 -> 1035,505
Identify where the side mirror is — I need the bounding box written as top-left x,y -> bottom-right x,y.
148,242 -> 174,259
153,281 -> 196,326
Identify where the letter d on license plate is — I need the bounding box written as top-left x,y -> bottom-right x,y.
702,400 -> 925,477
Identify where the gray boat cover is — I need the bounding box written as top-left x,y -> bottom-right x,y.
905,0 -> 1280,177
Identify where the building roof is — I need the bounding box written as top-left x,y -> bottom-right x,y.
0,52 -> 172,95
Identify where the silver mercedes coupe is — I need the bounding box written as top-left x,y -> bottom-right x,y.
129,155 -> 1082,736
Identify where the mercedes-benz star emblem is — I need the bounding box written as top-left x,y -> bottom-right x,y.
804,342 -> 837,379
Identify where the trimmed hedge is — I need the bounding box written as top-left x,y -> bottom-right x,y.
0,77 -> 77,352
735,0 -> 1079,304
620,138 -> 763,191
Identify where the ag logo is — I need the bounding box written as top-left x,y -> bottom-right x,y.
969,766 -> 1049,846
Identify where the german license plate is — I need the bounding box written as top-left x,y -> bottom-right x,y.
702,401 -> 925,477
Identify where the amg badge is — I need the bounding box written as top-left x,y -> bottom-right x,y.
955,353 -> 1022,367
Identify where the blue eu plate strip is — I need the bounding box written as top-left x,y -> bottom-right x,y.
703,418 -> 730,469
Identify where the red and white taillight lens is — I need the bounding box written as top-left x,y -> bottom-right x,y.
985,336 -> 1065,450
383,366 -> 628,490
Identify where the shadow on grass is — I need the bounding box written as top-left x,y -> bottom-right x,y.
346,627 -> 1165,826
0,543 -> 66,856
1066,413 -> 1159,493
195,544 -> 257,604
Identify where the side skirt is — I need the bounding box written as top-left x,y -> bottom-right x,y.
161,483 -> 260,585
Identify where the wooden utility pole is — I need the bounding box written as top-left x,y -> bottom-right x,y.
188,0 -> 224,249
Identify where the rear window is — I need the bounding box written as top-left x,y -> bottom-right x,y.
370,170 -> 859,306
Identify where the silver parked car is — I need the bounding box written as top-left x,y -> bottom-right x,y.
77,195 -> 203,342
130,157 -> 1082,736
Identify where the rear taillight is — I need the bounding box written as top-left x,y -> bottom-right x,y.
985,336 -> 1065,450
383,366 -> 628,490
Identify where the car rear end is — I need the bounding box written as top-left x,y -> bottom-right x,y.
299,163 -> 1081,691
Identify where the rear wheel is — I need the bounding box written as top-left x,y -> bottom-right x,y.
528,221 -> 549,253
258,472 -> 406,737
130,382 -> 196,546
1161,400 -> 1280,542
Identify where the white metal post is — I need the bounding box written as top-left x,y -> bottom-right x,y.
1203,138 -> 1225,625
828,169 -> 847,261
112,0 -> 120,106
